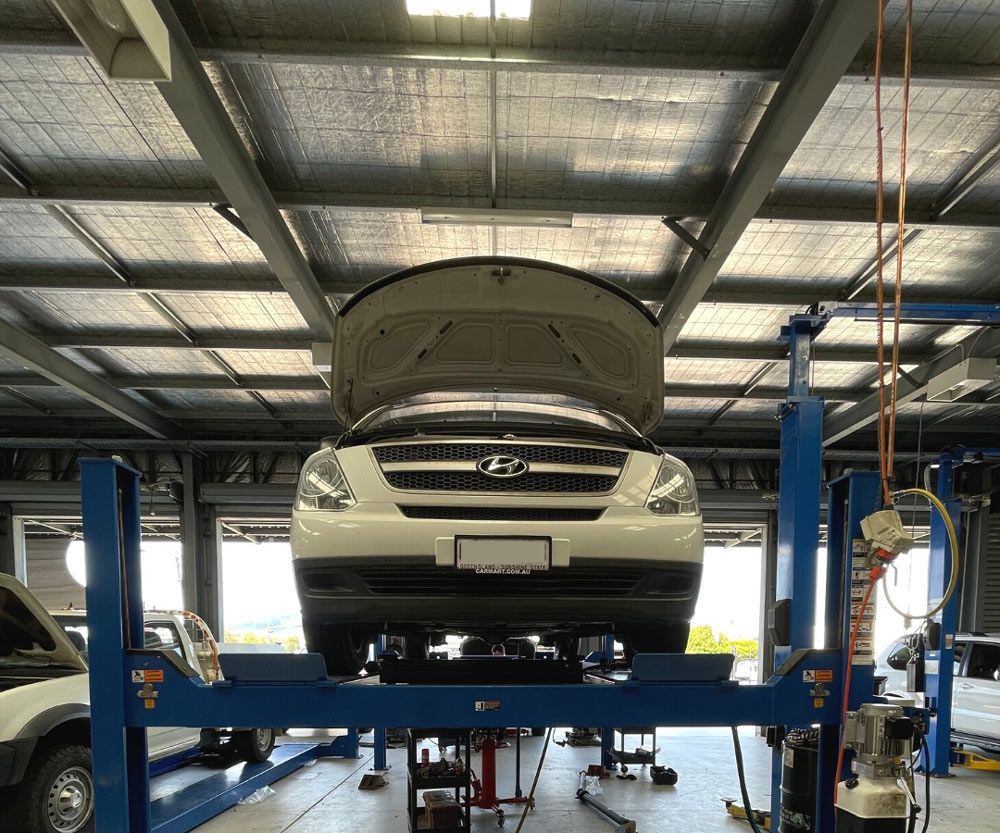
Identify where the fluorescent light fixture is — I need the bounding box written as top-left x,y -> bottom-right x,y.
926,357 -> 998,402
406,0 -> 532,19
48,0 -> 171,80
420,207 -> 573,228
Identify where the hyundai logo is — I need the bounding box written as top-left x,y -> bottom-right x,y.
477,454 -> 529,479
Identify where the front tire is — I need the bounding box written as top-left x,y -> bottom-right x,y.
309,624 -> 372,675
10,743 -> 94,833
554,636 -> 580,661
232,728 -> 275,763
402,635 -> 429,660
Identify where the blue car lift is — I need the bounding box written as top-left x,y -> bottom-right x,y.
77,302 -> 983,833
809,301 -> 1000,777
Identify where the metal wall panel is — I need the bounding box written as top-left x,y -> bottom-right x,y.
984,515 -> 1000,631
24,535 -> 84,610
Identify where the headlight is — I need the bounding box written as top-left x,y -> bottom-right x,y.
295,450 -> 355,511
646,456 -> 700,516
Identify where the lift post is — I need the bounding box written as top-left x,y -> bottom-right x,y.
769,314 -> 891,833
922,448 -> 1000,775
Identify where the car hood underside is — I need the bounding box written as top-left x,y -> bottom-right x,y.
0,573 -> 87,671
329,257 -> 665,435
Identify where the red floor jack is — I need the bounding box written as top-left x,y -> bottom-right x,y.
466,731 -> 533,827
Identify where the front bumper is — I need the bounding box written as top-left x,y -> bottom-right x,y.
292,503 -> 703,565
294,557 -> 702,635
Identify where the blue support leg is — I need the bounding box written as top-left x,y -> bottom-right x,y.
774,397 -> 825,670
601,726 -> 614,770
81,459 -> 151,833
373,635 -> 388,771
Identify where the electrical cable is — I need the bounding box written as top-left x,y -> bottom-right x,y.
886,0 -> 916,483
511,727 -> 552,833
834,573 -> 880,802
883,487 -> 961,620
919,732 -> 931,833
730,726 -> 765,833
872,0 -> 889,503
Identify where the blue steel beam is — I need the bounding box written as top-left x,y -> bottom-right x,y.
816,301 -> 1000,325
120,653 -> 846,731
151,744 -> 320,833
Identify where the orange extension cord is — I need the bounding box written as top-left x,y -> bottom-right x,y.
836,0 -> 916,801
834,569 -> 882,801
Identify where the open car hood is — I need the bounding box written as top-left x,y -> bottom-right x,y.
0,573 -> 88,671
331,257 -> 664,434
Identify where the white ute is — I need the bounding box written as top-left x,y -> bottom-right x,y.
0,573 -> 275,833
292,257 -> 704,674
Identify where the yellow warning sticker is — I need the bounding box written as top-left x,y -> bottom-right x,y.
144,699 -> 156,710
813,698 -> 825,709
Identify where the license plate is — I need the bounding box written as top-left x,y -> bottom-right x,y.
455,537 -> 551,574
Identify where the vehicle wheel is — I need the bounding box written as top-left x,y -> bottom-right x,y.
623,624 -> 690,666
312,625 -> 371,675
10,742 -> 94,833
554,636 -> 580,661
232,728 -> 275,763
403,635 -> 429,660
460,636 -> 490,656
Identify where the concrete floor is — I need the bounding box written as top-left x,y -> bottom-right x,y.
182,728 -> 998,833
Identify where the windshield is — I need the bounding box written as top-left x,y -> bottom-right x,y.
52,615 -> 89,660
355,396 -> 636,435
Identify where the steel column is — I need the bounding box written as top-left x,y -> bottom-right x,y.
759,509 -> 779,680
0,501 -> 15,576
925,455 -> 962,775
958,499 -> 990,633
181,453 -> 220,632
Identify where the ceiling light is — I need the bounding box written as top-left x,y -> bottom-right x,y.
420,207 -> 573,228
406,1 -> 532,19
926,357 -> 998,402
48,0 -> 171,80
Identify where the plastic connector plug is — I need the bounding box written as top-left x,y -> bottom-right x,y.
860,509 -> 915,561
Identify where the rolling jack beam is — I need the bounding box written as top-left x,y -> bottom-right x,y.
576,773 -> 636,833
951,747 -> 1000,772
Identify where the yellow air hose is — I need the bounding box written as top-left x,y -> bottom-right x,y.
883,487 -> 960,620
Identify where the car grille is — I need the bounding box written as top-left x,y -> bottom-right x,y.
355,567 -> 644,597
374,443 -> 626,467
384,471 -> 618,493
373,441 -> 627,494
397,506 -> 605,521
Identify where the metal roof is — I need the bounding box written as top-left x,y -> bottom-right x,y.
0,0 -> 997,455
